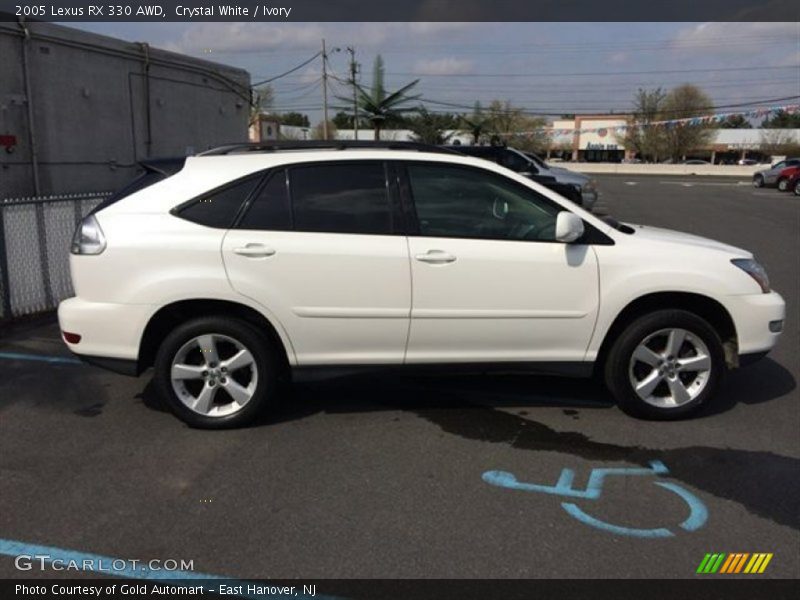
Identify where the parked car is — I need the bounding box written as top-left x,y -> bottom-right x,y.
443,145 -> 599,211
682,159 -> 711,165
59,141 -> 785,428
784,170 -> 800,196
775,166 -> 800,191
737,158 -> 759,166
752,158 -> 800,188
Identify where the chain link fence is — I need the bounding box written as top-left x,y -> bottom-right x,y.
0,192 -> 111,320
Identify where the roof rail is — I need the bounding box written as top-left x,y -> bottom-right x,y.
197,140 -> 462,156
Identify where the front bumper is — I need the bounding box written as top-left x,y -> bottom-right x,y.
725,291 -> 785,357
580,187 -> 598,211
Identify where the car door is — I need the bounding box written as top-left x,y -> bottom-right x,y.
222,161 -> 411,365
400,161 -> 599,364
765,161 -> 785,184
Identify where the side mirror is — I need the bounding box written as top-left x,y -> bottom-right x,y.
555,211 -> 584,243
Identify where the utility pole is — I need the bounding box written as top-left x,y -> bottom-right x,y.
347,46 -> 359,140
321,39 -> 330,140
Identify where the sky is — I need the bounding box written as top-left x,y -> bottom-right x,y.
67,21 -> 800,124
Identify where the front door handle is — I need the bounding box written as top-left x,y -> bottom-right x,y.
233,243 -> 276,258
415,250 -> 457,264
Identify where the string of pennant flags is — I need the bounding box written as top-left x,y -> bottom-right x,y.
503,103 -> 799,138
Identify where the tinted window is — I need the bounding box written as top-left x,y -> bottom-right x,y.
179,175 -> 261,228
499,150 -> 534,173
407,164 -> 560,242
290,163 -> 392,235
238,170 -> 292,231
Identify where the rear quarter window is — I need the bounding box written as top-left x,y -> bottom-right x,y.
176,175 -> 263,229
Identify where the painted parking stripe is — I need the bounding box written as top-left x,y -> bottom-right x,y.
0,351 -> 82,365
0,538 -> 340,599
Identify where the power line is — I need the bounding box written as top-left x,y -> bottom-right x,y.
251,51 -> 322,87
414,94 -> 800,117
388,65 -> 800,78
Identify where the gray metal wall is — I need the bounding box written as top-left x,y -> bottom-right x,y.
0,20 -> 251,198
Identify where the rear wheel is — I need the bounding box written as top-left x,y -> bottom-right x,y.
154,316 -> 278,428
752,174 -> 764,188
777,177 -> 789,191
604,310 -> 725,420
793,180 -> 800,196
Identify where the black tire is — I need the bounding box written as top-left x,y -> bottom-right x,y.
154,316 -> 278,429
793,180 -> 800,196
777,177 -> 788,192
752,174 -> 764,188
603,310 -> 726,420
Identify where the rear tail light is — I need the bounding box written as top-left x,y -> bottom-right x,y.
71,214 -> 106,255
62,331 -> 81,344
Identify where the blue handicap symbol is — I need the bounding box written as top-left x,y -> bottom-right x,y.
482,460 -> 707,538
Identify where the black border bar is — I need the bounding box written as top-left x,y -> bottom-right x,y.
1,0 -> 798,22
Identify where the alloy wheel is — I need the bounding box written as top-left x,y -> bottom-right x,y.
628,328 -> 711,409
170,333 -> 258,417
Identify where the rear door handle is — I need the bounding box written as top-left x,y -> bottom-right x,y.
233,243 -> 276,258
415,250 -> 457,264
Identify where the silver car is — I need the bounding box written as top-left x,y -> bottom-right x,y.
752,157 -> 800,188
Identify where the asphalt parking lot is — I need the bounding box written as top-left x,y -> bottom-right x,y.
1,174 -> 798,583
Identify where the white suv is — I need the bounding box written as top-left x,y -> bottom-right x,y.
59,142 -> 785,428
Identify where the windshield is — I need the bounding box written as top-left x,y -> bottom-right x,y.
523,152 -> 548,169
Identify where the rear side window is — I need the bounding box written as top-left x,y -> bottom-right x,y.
289,162 -> 392,235
237,170 -> 292,231
178,175 -> 262,228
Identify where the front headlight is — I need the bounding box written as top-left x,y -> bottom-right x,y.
731,258 -> 770,293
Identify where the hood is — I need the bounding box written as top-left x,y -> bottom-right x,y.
624,223 -> 750,256
542,165 -> 591,185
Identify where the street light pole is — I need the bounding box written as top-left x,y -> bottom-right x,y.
347,46 -> 359,140
321,39 -> 330,140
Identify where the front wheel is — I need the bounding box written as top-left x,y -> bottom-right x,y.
154,316 -> 278,428
794,180 -> 800,196
752,175 -> 764,188
604,310 -> 725,420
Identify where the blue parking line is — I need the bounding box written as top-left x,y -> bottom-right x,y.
0,538 -> 339,599
0,352 -> 82,365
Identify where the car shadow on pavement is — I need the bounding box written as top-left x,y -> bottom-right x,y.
138,356 -> 795,423
135,360 -> 799,531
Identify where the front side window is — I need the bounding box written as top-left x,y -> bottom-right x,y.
289,162 -> 392,235
407,163 -> 560,241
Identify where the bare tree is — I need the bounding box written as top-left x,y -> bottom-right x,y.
483,100 -> 548,151
311,120 -> 337,140
759,130 -> 800,158
250,84 -> 275,128
624,88 -> 667,162
659,84 -> 715,161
